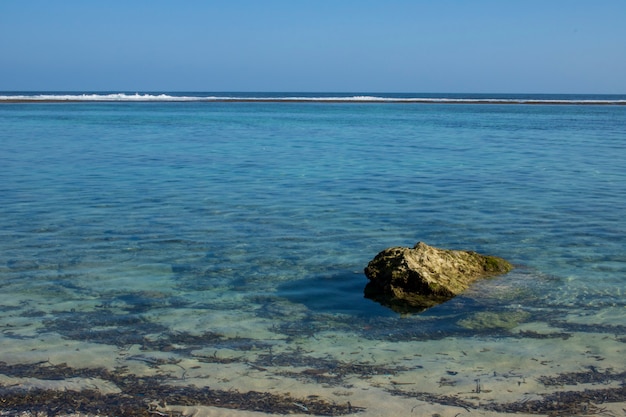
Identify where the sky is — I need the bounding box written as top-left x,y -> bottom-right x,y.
1,0 -> 625,93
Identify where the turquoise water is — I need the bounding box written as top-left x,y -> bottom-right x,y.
1,95 -> 625,415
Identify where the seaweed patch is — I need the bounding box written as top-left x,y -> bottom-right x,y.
389,369 -> 626,416
0,361 -> 363,416
538,367 -> 626,387
254,350 -> 407,385
517,330 -> 572,340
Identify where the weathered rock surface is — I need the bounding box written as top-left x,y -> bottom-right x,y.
364,242 -> 513,312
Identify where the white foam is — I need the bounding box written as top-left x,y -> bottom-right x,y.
0,93 -> 199,101
0,93 -> 625,104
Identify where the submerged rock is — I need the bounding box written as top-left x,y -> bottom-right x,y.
457,311 -> 530,330
364,242 -> 513,312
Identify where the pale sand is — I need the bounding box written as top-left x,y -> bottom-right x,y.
163,401 -> 626,417
0,375 -> 121,394
2,289 -> 625,416
4,327 -> 624,416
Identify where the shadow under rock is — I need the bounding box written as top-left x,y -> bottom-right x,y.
276,270 -> 396,317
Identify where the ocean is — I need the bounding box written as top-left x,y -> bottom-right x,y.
1,92 -> 625,416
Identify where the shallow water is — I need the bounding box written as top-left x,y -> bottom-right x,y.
1,97 -> 625,415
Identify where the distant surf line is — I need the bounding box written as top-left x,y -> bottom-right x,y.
1,93 -> 625,105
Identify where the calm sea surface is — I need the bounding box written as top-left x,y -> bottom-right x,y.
1,93 -> 625,415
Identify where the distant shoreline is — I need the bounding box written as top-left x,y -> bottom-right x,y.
2,92 -> 625,105
2,98 -> 625,105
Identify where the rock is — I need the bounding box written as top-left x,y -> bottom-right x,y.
364,242 -> 513,312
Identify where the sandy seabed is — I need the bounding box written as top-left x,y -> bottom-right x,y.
1,323 -> 626,417
1,277 -> 625,417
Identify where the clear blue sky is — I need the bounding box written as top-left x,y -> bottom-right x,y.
1,0 -> 625,93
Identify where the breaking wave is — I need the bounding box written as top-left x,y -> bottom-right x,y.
1,92 -> 625,104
